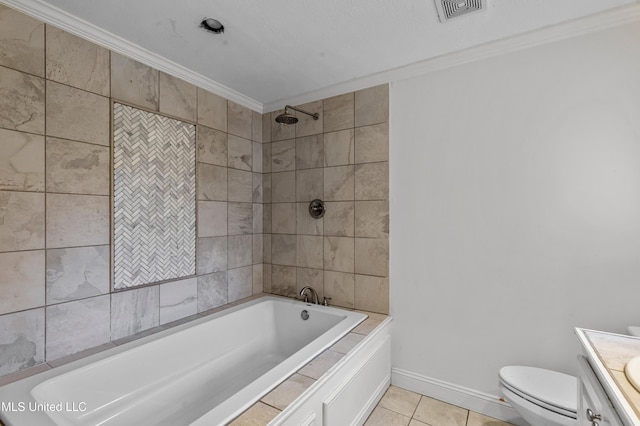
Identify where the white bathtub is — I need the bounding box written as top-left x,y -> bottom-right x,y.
0,296 -> 367,426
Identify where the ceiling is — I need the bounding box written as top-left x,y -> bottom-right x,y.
7,0 -> 638,110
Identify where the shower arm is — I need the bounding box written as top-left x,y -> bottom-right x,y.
284,105 -> 319,120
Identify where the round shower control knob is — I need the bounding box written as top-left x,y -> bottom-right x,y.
308,199 -> 325,219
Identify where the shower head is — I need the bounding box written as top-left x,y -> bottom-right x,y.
275,111 -> 298,125
275,105 -> 319,125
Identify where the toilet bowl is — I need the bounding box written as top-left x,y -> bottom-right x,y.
499,366 -> 577,426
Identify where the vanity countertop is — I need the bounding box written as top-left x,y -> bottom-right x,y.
576,328 -> 640,425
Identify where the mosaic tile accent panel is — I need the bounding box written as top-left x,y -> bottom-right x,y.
113,103 -> 196,288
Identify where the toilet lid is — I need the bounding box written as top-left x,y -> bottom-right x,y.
499,366 -> 577,414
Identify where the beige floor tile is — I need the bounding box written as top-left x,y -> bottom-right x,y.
298,350 -> 344,379
229,402 -> 281,425
413,396 -> 468,426
409,419 -> 430,426
379,385 -> 422,417
365,406 -> 411,426
261,374 -> 315,410
466,411 -> 514,426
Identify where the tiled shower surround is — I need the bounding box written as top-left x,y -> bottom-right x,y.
0,3 -> 389,378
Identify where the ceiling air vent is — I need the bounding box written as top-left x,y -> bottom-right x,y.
435,0 -> 485,22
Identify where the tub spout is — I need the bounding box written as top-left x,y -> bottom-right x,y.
300,286 -> 319,304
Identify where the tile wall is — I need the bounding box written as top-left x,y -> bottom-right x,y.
0,5 -> 266,376
262,86 -> 390,314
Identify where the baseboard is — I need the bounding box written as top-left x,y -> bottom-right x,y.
391,368 -> 527,426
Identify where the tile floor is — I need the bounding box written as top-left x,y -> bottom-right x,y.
364,385 -> 514,426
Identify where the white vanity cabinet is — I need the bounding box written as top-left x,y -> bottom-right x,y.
577,355 -> 623,426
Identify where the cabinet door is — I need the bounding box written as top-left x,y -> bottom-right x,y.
577,356 -> 623,426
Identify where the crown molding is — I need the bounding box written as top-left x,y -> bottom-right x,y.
263,2 -> 640,112
1,0 -> 264,113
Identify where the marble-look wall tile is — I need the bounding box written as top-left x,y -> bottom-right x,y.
263,263 -> 272,293
272,139 -> 296,172
197,201 -> 227,237
46,81 -> 109,146
355,123 -> 389,164
263,234 -> 272,264
228,266 -> 252,302
197,88 -> 227,132
252,111 -> 263,143
197,271 -> 227,312
323,93 -> 354,133
295,101 -> 323,137
197,126 -> 227,166
355,201 -> 389,238
0,308 -> 44,375
262,113 -> 272,144
197,163 -> 227,201
0,129 -> 44,192
252,143 -> 263,173
263,204 -> 272,234
271,109 -> 295,142
0,250 -> 44,315
46,26 -> 109,96
111,53 -> 158,110
253,204 -> 263,233
159,72 -> 196,121
262,143 -> 272,173
45,295 -> 110,361
228,169 -> 252,202
0,191 -> 44,252
228,101 -> 252,140
324,129 -> 354,167
253,234 -> 263,264
324,236 -> 354,273
272,203 -> 296,234
253,264 -> 263,294
252,173 -> 263,203
296,268 -> 323,300
355,275 -> 389,314
261,373 -> 315,410
324,201 -> 354,237
160,278 -> 197,325
296,168 -> 323,202
296,235 -> 323,269
271,265 -> 296,297
0,66 -> 44,134
323,271 -> 355,309
46,194 -> 109,248
355,162 -> 389,200
228,202 -> 253,235
355,238 -> 389,277
110,286 -> 160,340
228,235 -> 252,268
196,236 -> 227,274
324,165 -> 354,201
355,84 -> 389,127
297,203 -> 323,235
228,135 -> 252,171
46,245 -> 109,304
272,234 -> 296,266
262,173 -> 272,203
272,171 -> 295,203
0,5 -> 44,77
296,135 -> 324,170
46,138 -> 110,195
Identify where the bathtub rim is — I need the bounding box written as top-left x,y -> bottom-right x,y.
0,295 -> 367,426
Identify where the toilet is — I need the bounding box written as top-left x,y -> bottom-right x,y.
498,366 -> 577,426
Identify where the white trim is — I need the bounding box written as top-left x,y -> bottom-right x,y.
263,3 -> 640,112
0,0 -> 263,113
4,0 -> 640,113
391,367 -> 528,426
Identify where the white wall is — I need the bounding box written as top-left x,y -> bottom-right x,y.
390,21 -> 640,398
